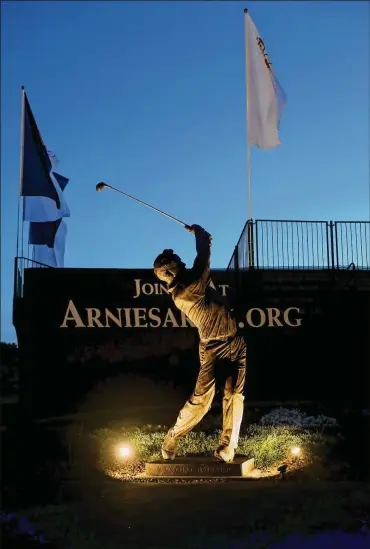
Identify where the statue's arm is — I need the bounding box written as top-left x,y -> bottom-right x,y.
188,225 -> 212,280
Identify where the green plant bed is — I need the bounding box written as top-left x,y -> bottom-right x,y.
88,424 -> 342,481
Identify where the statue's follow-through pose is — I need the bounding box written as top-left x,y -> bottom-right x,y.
153,224 -> 246,463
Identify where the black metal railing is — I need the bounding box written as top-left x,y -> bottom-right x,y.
333,222 -> 370,270
228,220 -> 370,271
14,257 -> 52,299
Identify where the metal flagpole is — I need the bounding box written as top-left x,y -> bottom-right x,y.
14,86 -> 25,303
16,86 -> 25,260
244,9 -> 252,219
244,9 -> 254,267
244,9 -> 252,221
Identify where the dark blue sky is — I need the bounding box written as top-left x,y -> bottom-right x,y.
1,1 -> 369,341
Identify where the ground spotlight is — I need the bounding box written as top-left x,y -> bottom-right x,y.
277,464 -> 288,479
291,446 -> 301,456
117,444 -> 132,458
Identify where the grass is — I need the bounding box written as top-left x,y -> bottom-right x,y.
2,422 -> 367,549
3,483 -> 370,549
2,408 -> 368,548
1,505 -> 116,549
88,423 -> 340,480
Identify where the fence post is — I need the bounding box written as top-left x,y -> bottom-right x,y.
334,222 -> 340,269
248,220 -> 255,269
13,256 -> 18,300
329,221 -> 335,269
234,245 -> 239,271
12,256 -> 22,327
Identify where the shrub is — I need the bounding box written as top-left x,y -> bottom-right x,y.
91,423 -> 339,480
65,374 -> 188,474
238,425 -> 336,468
69,373 -> 186,430
260,407 -> 338,427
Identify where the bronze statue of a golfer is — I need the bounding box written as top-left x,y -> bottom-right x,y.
154,224 -> 246,463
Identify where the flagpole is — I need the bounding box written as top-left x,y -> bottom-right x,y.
16,86 -> 25,260
244,9 -> 252,221
244,9 -> 254,267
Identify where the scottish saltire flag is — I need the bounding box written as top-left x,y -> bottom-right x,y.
244,11 -> 287,150
29,219 -> 62,248
21,93 -> 70,222
46,148 -> 59,170
52,172 -> 69,192
31,220 -> 68,267
29,171 -> 70,267
29,171 -> 70,266
20,90 -> 70,267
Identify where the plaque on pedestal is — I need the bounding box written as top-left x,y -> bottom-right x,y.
145,457 -> 255,478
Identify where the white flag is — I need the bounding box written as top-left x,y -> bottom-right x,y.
245,11 -> 287,150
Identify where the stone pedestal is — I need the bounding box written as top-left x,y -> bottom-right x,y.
145,457 -> 255,478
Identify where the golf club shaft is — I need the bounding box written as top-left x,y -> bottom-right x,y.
102,184 -> 187,226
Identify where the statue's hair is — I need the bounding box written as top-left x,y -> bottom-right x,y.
154,249 -> 174,268
153,249 -> 180,279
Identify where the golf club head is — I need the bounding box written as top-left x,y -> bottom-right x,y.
96,182 -> 107,192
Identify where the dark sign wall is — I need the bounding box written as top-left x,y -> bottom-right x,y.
14,267 -> 370,418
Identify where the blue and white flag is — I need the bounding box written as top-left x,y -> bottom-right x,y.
29,172 -> 70,266
245,12 -> 287,150
21,91 -> 70,267
23,172 -> 70,222
52,172 -> 69,192
29,219 -> 62,248
46,148 -> 59,170
21,93 -> 70,222
32,220 -> 67,267
29,169 -> 70,266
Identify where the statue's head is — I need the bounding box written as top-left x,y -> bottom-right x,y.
153,249 -> 186,284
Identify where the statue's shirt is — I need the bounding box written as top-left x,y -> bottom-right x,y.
168,228 -> 237,343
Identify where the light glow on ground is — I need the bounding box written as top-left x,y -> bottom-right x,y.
117,445 -> 131,458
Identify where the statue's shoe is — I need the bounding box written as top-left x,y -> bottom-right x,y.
161,429 -> 178,460
161,448 -> 176,460
214,445 -> 235,463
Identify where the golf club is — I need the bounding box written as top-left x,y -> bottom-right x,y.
96,182 -> 190,229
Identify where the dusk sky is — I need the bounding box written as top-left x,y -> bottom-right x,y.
1,1 -> 369,342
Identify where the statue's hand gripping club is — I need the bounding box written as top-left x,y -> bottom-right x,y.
184,224 -> 212,244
